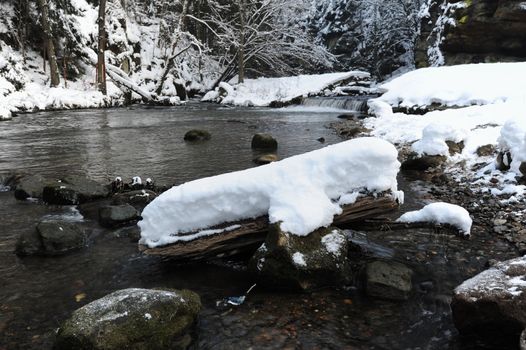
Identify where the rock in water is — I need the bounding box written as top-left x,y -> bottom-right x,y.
13,174 -> 51,200
99,204 -> 140,228
251,133 -> 278,150
452,256 -> 526,339
365,260 -> 413,301
55,288 -> 201,350
43,175 -> 109,205
253,154 -> 278,165
184,129 -> 211,142
111,189 -> 157,211
16,221 -> 88,256
250,224 -> 351,291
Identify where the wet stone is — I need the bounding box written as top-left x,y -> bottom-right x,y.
251,133 -> 278,150
55,288 -> 201,350
99,204 -> 140,228
16,221 -> 88,256
365,260 -> 413,301
184,129 -> 211,142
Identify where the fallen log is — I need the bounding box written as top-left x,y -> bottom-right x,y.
139,195 -> 399,261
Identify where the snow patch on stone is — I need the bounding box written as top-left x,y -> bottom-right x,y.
396,202 -> 472,235
292,252 -> 307,267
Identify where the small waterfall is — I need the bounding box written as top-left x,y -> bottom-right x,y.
301,96 -> 370,112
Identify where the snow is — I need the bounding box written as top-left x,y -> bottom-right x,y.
139,137 -> 401,248
396,202 -> 472,235
411,123 -> 466,156
202,71 -> 369,107
366,62 -> 526,200
321,230 -> 346,257
292,252 -> 307,267
378,62 -> 526,108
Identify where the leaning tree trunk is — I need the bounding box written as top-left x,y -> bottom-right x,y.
36,0 -> 60,87
97,0 -> 107,95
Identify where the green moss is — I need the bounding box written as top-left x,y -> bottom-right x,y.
464,0 -> 472,7
458,15 -> 469,24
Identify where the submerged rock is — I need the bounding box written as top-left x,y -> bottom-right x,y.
452,256 -> 526,339
43,175 -> 110,205
365,260 -> 413,301
55,288 -> 201,350
251,133 -> 278,150
16,221 -> 88,256
99,204 -> 140,228
253,154 -> 278,165
184,129 -> 211,142
250,224 -> 351,290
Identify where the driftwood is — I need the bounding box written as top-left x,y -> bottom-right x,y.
139,195 -> 399,261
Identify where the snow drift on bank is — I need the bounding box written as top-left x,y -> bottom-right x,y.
202,71 -> 369,107
139,137 -> 401,248
365,62 -> 526,199
378,62 -> 526,108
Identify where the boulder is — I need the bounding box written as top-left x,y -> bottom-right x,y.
446,140 -> 465,155
13,174 -> 51,200
43,175 -> 110,205
55,288 -> 201,350
476,144 -> 496,157
452,256 -> 526,339
253,154 -> 278,165
365,260 -> 413,301
99,204 -> 140,228
401,153 -> 447,171
496,151 -> 512,171
184,129 -> 211,142
16,221 -> 88,256
249,224 -> 351,291
111,190 -> 157,211
251,133 -> 278,150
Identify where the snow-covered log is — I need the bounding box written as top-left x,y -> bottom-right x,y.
139,195 -> 399,260
138,138 -> 403,259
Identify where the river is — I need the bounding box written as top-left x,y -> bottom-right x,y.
0,103 -> 519,349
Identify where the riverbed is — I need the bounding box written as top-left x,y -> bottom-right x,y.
0,104 -> 519,349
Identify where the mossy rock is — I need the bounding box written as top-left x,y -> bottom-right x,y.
184,129 -> 211,142
55,288 -> 201,350
251,133 -> 278,150
249,224 -> 351,291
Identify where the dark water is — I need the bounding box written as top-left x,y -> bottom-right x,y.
0,104 -> 519,349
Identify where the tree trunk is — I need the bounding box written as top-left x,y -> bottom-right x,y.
139,195 -> 400,260
36,0 -> 60,87
97,0 -> 107,95
237,0 -> 246,83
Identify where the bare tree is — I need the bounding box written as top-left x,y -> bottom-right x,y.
36,0 -> 60,87
190,0 -> 334,86
97,0 -> 107,95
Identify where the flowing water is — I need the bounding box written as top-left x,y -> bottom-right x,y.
0,103 -> 519,349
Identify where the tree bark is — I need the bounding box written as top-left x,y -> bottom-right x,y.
97,0 -> 107,95
139,195 -> 400,261
237,0 -> 246,83
36,0 -> 60,87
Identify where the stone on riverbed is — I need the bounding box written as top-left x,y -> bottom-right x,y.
451,256 -> 526,339
16,221 -> 88,256
55,288 -> 201,350
250,224 -> 351,291
253,154 -> 278,165
43,175 -> 110,205
365,260 -> 413,301
111,189 -> 157,211
251,133 -> 278,150
401,153 -> 447,171
184,129 -> 211,142
99,204 -> 140,228
13,174 -> 51,200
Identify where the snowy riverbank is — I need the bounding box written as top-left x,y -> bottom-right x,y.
361,62 -> 526,202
